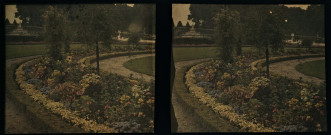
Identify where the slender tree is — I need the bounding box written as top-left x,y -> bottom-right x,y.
257,10 -> 284,78
73,4 -> 120,74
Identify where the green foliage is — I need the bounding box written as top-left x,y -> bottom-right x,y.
43,6 -> 71,60
128,33 -> 141,48
15,5 -> 48,26
213,7 -> 241,63
256,10 -> 284,53
301,38 -> 313,52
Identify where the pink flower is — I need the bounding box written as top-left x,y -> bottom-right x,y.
255,105 -> 260,108
104,105 -> 111,110
295,105 -> 300,109
105,115 -> 109,118
273,108 -> 279,113
314,96 -> 320,99
146,92 -> 152,95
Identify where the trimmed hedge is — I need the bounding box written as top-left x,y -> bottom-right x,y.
173,60 -> 242,132
250,54 -> 325,71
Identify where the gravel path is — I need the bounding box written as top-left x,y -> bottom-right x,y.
173,58 -> 211,132
92,54 -> 155,82
269,57 -> 325,85
5,55 -> 43,134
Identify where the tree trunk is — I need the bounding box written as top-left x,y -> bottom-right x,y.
96,41 -> 100,74
266,48 -> 269,78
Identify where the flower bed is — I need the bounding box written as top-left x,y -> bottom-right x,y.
185,56 -> 326,132
16,52 -> 154,133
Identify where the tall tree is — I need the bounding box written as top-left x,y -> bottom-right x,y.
213,6 -> 241,63
256,10 -> 284,77
43,5 -> 69,60
72,4 -> 120,74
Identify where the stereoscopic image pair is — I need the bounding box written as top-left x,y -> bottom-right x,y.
4,3 -> 325,133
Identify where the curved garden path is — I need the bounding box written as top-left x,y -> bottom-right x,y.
5,55 -> 44,133
172,59 -> 211,132
93,54 -> 155,82
269,57 -> 325,85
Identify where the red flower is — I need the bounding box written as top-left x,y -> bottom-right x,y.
255,105 -> 260,108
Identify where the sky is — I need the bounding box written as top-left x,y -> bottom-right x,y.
172,4 -> 310,26
5,5 -> 21,23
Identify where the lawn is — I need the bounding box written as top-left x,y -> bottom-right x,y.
123,56 -> 155,76
295,59 -> 325,80
5,44 -> 87,59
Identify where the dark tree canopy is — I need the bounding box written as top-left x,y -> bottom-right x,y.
15,5 -> 48,26
5,18 -> 11,25
177,21 -> 183,27
185,22 -> 190,28
13,20 -> 18,25
188,4 -> 324,39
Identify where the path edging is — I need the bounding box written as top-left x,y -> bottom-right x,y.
250,54 -> 325,71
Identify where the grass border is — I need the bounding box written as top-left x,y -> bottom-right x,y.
123,55 -> 155,76
173,60 -> 242,132
295,59 -> 325,80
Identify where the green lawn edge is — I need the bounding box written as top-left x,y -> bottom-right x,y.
295,59 -> 325,80
6,58 -> 87,133
123,56 -> 155,76
173,61 -> 242,132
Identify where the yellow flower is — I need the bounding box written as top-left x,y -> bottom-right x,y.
138,112 -> 143,117
137,98 -> 144,104
305,102 -> 312,108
